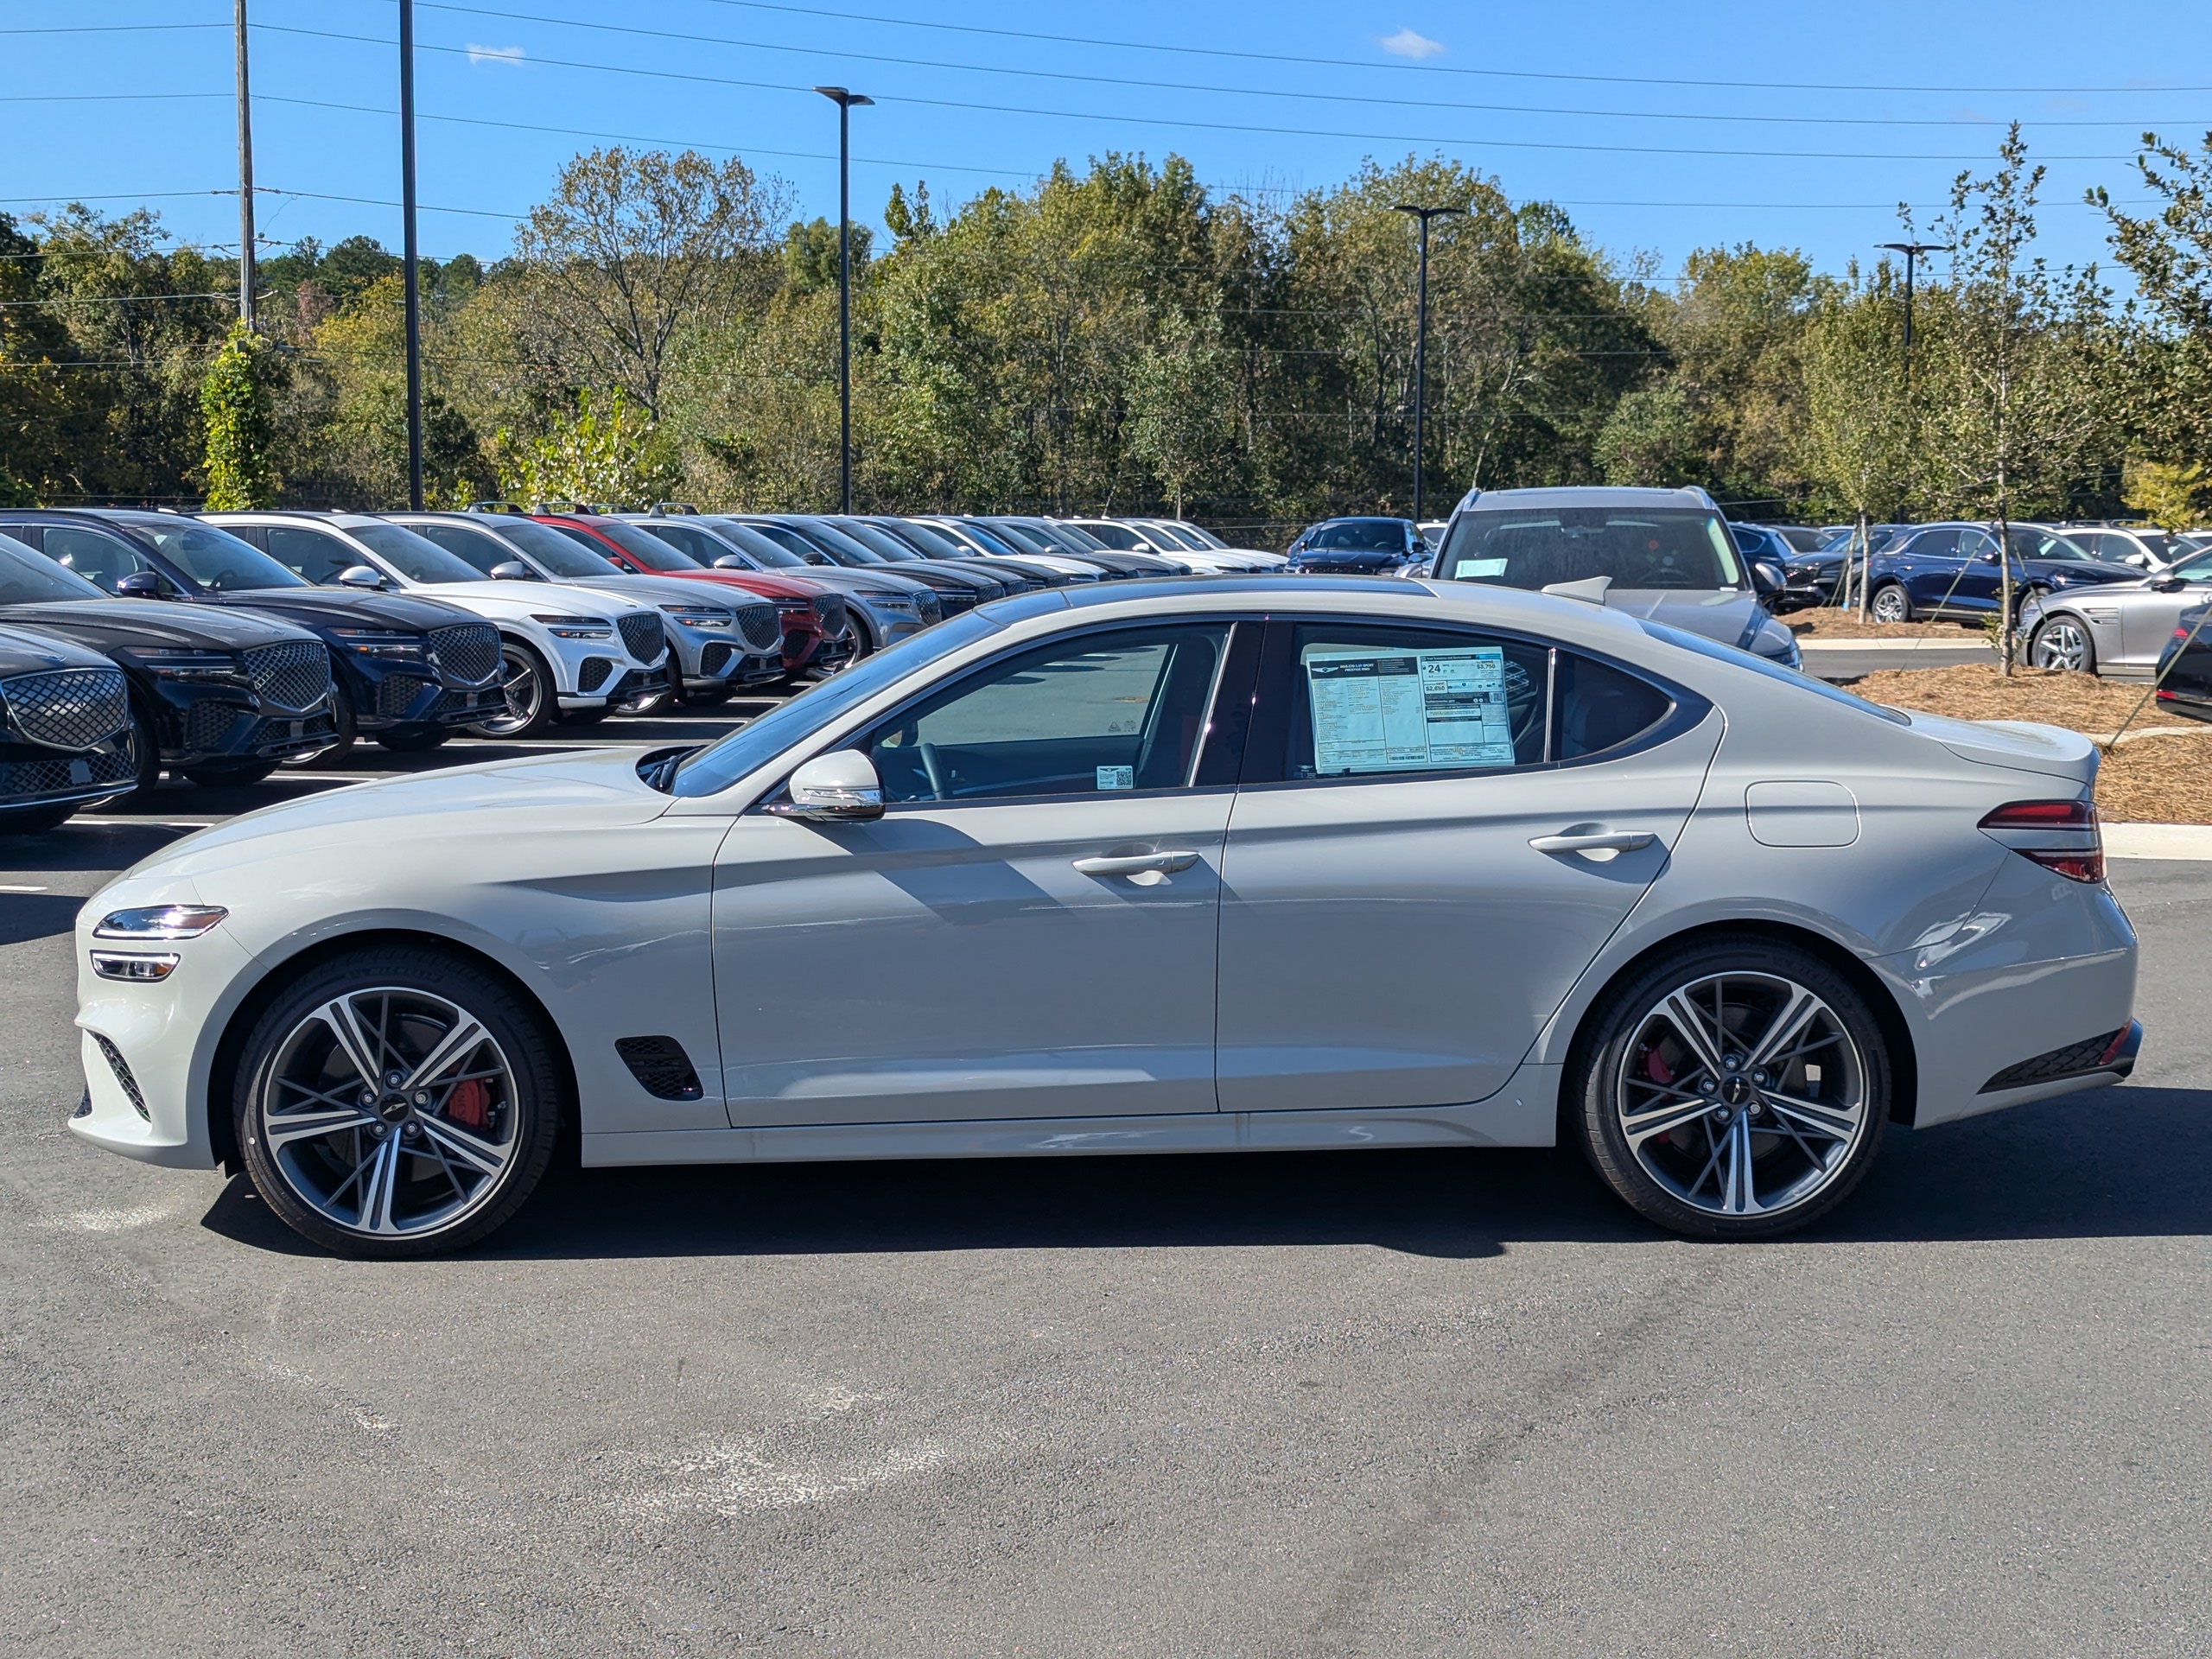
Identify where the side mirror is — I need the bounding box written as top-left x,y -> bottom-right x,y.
2154,575 -> 2188,593
1977,550 -> 2002,563
336,565 -> 385,589
711,555 -> 750,570
488,560 -> 537,581
115,569 -> 167,598
1751,560 -> 1785,597
765,751 -> 885,823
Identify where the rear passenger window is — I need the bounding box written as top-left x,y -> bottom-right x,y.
1280,621 -> 1674,779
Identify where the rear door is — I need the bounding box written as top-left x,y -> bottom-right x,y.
1213,618 -> 1721,1115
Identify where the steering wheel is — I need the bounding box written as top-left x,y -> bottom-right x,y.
918,741 -> 947,801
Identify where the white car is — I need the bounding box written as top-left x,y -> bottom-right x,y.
1071,518 -> 1247,573
1128,519 -> 1285,571
913,518 -> 1113,582
205,512 -> 671,736
1160,518 -> 1288,569
73,577 -> 2139,1256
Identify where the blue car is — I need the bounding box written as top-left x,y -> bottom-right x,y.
1864,523 -> 2137,625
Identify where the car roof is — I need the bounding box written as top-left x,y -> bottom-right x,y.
1458,486 -> 1716,512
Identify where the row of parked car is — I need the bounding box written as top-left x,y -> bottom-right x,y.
0,507 -> 1282,833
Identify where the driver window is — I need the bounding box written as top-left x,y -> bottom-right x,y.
44,526 -> 154,592
860,623 -> 1231,805
1907,528 -> 1961,558
264,524 -> 362,584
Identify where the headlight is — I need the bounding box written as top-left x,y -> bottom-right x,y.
329,627 -> 428,658
138,652 -> 243,682
661,605 -> 733,629
872,593 -> 918,611
94,903 -> 229,940
530,613 -> 615,639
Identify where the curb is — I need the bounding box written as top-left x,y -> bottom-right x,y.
1796,636 -> 1993,652
2105,823 -> 2212,861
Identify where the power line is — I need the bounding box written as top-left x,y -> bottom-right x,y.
409,1 -> 2182,131
691,0 -> 2212,98
251,23 -> 2159,163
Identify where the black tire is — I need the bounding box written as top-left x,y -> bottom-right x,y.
1567,936 -> 1891,1240
2029,614 -> 2097,673
181,758 -> 278,787
124,702 -> 162,798
283,680 -> 356,767
0,801 -> 81,835
556,705 -> 612,727
678,683 -> 734,709
1868,582 -> 1913,624
468,640 -> 553,739
373,726 -> 450,754
232,944 -> 565,1258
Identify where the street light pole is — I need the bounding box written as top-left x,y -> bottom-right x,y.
1877,240 -> 1948,386
233,0 -> 255,328
399,0 -> 423,510
1392,202 -> 1466,524
814,86 -> 874,513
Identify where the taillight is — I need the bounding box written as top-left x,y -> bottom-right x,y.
1978,798 -> 2104,883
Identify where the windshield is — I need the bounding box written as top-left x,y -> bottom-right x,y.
1052,523 -> 1110,551
577,518 -> 700,572
976,520 -> 1057,555
740,521 -> 841,566
830,518 -> 925,562
696,518 -> 808,568
476,517 -> 616,578
2168,552 -> 2212,582
350,522 -> 491,583
120,518 -> 308,591
1306,519 -> 1411,551
873,518 -> 961,558
1080,521 -> 1145,550
1144,522 -> 1205,551
2003,526 -> 2095,562
787,518 -> 887,564
0,532 -> 106,603
1442,506 -> 1745,590
671,608 -> 1009,796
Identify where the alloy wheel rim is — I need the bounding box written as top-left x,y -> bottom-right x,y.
257,986 -> 520,1238
2034,621 -> 2089,671
476,647 -> 541,735
1614,971 -> 1868,1219
1872,588 -> 1906,622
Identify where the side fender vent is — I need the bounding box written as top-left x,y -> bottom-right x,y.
615,1035 -> 703,1101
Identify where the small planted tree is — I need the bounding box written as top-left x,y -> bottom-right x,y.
199,319 -> 281,508
1127,308 -> 1236,518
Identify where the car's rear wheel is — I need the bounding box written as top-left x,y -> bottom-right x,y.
1568,938 -> 1890,1239
374,727 -> 449,754
469,641 -> 551,739
2030,615 -> 2096,673
233,945 -> 563,1258
1869,583 -> 1912,624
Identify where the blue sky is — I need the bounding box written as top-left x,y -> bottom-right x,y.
6,0 -> 2209,282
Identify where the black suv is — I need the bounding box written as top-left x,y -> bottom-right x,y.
0,528 -> 336,788
0,510 -> 505,762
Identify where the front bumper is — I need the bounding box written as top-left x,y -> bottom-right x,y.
340,656 -> 506,731
0,734 -> 137,810
557,663 -> 671,714
149,681 -> 337,765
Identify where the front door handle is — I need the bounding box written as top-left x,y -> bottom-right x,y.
1529,830 -> 1656,856
1072,850 -> 1199,877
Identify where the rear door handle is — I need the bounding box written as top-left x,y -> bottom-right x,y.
1529,830 -> 1656,856
1072,850 -> 1199,877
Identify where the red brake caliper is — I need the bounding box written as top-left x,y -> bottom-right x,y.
444,1079 -> 490,1130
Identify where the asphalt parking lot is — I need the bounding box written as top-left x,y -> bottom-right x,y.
3,701 -> 2209,1656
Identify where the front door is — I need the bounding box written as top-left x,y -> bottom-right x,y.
1897,527 -> 1967,613
1214,619 -> 1722,1115
710,620 -> 1250,1127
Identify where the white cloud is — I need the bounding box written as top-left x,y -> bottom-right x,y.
466,42 -> 525,66
1377,27 -> 1445,60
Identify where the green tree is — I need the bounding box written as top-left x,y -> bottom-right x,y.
495,386 -> 677,507
1798,265 -> 1924,606
198,319 -> 282,507
2122,458 -> 2209,531
1127,308 -> 1236,517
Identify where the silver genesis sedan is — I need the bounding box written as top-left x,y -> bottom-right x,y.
72,578 -> 2140,1255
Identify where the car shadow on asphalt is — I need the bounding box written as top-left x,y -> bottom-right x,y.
194,1081 -> 2212,1260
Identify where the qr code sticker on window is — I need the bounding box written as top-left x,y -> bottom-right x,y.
1096,765 -> 1135,791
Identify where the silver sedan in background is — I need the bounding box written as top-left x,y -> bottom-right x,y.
2022,542 -> 2212,674
73,578 -> 2138,1256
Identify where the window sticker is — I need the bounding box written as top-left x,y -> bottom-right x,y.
1096,765 -> 1135,791
1304,645 -> 1515,775
1455,556 -> 1509,578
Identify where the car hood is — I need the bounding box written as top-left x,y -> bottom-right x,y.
563,574 -> 764,613
402,581 -> 642,620
122,744 -> 672,886
0,596 -> 317,652
203,588 -> 477,634
0,621 -> 118,675
1295,548 -> 1404,569
1588,588 -> 1767,648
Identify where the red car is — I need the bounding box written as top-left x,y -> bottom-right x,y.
530,512 -> 857,679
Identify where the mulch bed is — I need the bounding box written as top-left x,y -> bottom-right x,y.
1847,664 -> 2212,823
1788,609 -> 1987,641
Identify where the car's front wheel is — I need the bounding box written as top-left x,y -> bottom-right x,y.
233,945 -> 563,1257
2030,615 -> 2096,673
469,641 -> 552,739
1868,583 -> 1913,624
1567,938 -> 1890,1239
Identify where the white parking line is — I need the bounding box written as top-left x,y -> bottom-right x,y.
0,883 -> 49,893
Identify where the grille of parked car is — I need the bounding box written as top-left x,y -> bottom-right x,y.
1,667 -> 129,751
616,612 -> 665,663
812,594 -> 849,635
736,602 -> 782,654
375,674 -> 432,717
0,745 -> 134,797
242,641 -> 332,711
428,624 -> 499,685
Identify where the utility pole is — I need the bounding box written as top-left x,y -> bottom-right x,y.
1877,240 -> 1948,387
234,0 -> 255,327
399,0 -> 424,509
1392,202 -> 1465,524
814,86 -> 872,513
